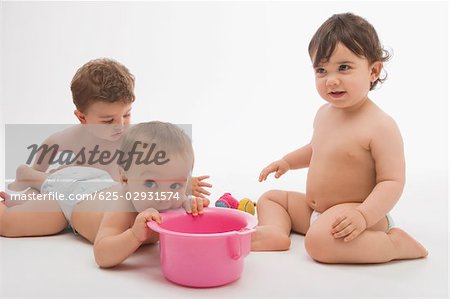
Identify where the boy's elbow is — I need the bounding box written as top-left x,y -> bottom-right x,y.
94,244 -> 119,268
399,179 -> 405,190
94,252 -> 118,268
392,178 -> 405,190
95,259 -> 116,269
378,176 -> 404,187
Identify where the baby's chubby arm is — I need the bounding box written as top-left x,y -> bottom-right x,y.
259,106 -> 322,182
259,143 -> 312,181
357,116 -> 405,227
332,116 -> 405,241
93,207 -> 160,268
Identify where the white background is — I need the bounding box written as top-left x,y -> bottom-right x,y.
1,1 -> 447,198
0,1 -> 448,298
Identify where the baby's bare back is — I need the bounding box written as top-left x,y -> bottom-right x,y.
306,101 -> 387,212
36,125 -> 123,181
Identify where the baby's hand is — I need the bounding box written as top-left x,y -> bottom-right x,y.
183,196 -> 210,216
190,175 -> 212,198
258,159 -> 290,182
132,208 -> 161,242
331,208 -> 367,242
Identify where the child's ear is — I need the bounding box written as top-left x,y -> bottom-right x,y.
370,61 -> 383,82
74,110 -> 87,124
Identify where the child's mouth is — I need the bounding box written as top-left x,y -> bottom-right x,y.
109,131 -> 123,140
329,91 -> 346,98
111,130 -> 123,137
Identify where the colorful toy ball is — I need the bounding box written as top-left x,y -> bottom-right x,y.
215,193 -> 239,209
238,198 -> 256,215
215,193 -> 257,215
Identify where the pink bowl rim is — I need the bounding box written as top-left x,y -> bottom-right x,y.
146,207 -> 257,238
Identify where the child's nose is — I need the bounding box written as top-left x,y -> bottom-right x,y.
326,75 -> 340,86
113,118 -> 125,126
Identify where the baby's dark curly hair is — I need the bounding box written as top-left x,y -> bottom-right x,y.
71,58 -> 135,112
308,13 -> 390,90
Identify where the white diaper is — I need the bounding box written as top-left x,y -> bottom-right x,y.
41,166 -> 119,224
310,210 -> 321,226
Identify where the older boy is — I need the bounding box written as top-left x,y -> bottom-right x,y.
1,58 -> 210,236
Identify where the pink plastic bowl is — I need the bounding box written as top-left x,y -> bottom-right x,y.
147,207 -> 257,287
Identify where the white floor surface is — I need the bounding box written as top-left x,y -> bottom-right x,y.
0,171 -> 448,298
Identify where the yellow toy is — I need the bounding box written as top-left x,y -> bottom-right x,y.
215,193 -> 256,215
238,198 -> 256,215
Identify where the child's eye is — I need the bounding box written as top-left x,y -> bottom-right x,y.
123,113 -> 131,118
145,180 -> 156,188
339,64 -> 351,71
315,67 -> 326,74
102,119 -> 114,124
169,183 -> 182,190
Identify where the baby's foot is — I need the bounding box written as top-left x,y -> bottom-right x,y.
8,165 -> 34,192
0,191 -> 8,201
7,181 -> 29,192
389,227 -> 428,260
0,190 -> 29,207
251,225 -> 291,251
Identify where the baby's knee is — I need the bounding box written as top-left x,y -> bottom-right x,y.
260,189 -> 281,199
257,190 -> 283,206
304,228 -> 335,263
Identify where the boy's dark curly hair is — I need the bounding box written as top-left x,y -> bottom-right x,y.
71,58 -> 135,112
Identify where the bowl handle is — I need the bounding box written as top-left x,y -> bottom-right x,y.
227,228 -> 254,260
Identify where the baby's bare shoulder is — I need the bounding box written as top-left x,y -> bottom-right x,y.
43,125 -> 82,148
368,109 -> 403,147
313,104 -> 331,127
371,106 -> 399,131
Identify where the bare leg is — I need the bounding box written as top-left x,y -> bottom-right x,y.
2,165 -> 49,207
0,199 -> 67,237
8,164 -> 48,192
251,190 -> 313,251
304,203 -> 428,263
2,188 -> 41,207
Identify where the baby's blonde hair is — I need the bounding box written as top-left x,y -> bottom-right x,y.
119,121 -> 194,171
